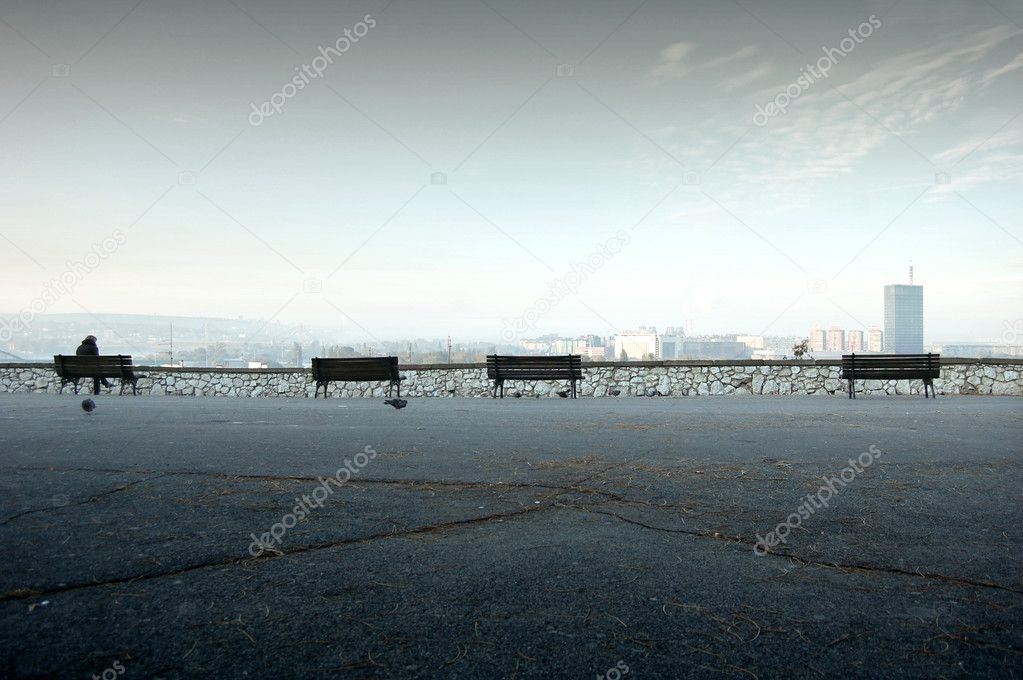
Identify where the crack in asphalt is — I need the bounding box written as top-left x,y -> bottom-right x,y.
0,474 -> 167,526
582,506 -> 1023,595
1,465 -> 577,491
3,465 -> 1020,598
0,503 -> 557,602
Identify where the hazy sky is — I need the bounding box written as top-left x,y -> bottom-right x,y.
1,0 -> 1021,344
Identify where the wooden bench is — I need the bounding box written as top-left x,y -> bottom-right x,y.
840,353 -> 940,399
53,355 -> 139,395
486,354 -> 583,398
311,357 -> 401,398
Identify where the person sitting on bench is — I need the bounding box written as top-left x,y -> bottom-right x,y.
75,335 -> 113,395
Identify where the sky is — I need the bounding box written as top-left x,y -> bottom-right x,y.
1,0 -> 1021,345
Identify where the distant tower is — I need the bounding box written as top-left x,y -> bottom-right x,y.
884,269 -> 923,353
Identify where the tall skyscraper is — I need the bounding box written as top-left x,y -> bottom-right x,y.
884,271 -> 923,353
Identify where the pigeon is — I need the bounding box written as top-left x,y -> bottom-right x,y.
556,390 -> 570,398
384,398 -> 408,409
81,398 -> 96,413
609,389 -> 621,397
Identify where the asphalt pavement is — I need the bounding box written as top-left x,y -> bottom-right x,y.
1,393 -> 1021,678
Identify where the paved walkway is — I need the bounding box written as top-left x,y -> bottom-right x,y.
1,394 -> 1021,678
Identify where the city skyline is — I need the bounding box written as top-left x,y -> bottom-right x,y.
7,304 -> 1020,365
15,268 -> 1015,353
2,1 -> 1022,342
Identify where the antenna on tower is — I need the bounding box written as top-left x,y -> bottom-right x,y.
909,264 -> 914,285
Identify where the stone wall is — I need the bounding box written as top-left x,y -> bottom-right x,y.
1,360 -> 1020,397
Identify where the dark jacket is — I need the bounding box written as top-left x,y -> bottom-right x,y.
76,337 -> 100,356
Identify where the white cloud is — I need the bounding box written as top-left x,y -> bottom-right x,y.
647,42 -> 762,86
646,41 -> 697,83
703,44 -> 759,69
979,50 -> 1023,88
692,25 -> 1023,205
719,63 -> 774,91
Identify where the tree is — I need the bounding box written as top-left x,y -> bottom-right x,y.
209,342 -> 227,366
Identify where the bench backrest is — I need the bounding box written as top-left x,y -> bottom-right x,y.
486,355 -> 582,380
53,355 -> 135,379
841,353 -> 940,378
311,357 -> 399,382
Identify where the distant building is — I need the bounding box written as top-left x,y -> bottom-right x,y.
659,326 -> 686,360
847,330 -> 864,353
936,344 -> 1023,358
552,338 -> 580,355
867,326 -> 883,353
884,281 -> 923,352
519,338 -> 552,354
827,326 -> 845,352
579,345 -> 609,361
677,340 -> 750,360
614,327 -> 659,360
750,336 -> 802,360
809,327 -> 826,352
736,335 -> 765,350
